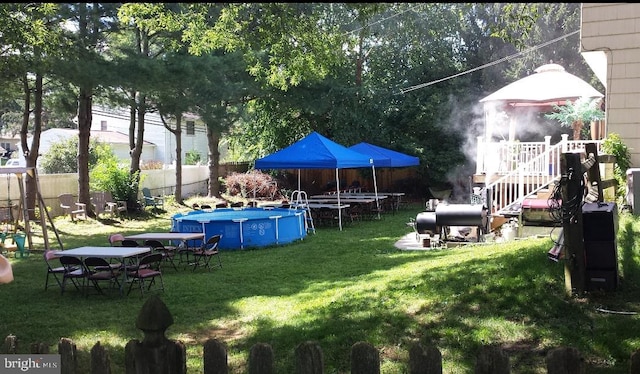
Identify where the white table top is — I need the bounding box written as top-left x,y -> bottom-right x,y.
308,197 -> 378,204
301,203 -> 351,209
124,232 -> 205,241
60,246 -> 151,258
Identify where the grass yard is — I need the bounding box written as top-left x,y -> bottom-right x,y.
3,197 -> 640,373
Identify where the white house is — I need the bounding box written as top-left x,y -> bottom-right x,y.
14,105 -> 211,168
32,128 -> 156,164
91,105 -> 210,166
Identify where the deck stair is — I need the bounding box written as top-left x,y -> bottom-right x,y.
475,137 -> 604,224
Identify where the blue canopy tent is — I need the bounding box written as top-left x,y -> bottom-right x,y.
255,132 -> 377,230
348,142 -> 420,168
348,142 -> 419,216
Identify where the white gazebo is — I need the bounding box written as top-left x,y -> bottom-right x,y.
479,63 -> 603,142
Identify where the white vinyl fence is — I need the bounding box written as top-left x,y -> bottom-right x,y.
0,165 -> 210,218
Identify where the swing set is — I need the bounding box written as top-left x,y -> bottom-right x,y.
0,166 -> 62,257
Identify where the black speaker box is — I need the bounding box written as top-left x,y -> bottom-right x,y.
584,241 -> 618,270
582,202 -> 618,241
586,270 -> 618,292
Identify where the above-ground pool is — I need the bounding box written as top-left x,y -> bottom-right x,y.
171,207 -> 307,250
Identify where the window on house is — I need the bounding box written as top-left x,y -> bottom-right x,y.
0,143 -> 10,151
186,121 -> 195,135
100,120 -> 107,131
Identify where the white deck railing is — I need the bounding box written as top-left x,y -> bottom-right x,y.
475,134 -> 604,214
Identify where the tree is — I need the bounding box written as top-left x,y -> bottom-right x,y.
50,3 -> 120,211
40,137 -> 117,174
545,97 -> 605,140
115,3 -> 191,205
0,3 -> 68,217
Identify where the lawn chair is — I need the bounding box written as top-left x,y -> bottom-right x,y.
58,193 -> 87,221
91,191 -> 126,218
104,191 -> 127,216
142,188 -> 164,210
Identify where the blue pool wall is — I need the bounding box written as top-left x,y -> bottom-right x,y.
171,207 -> 307,250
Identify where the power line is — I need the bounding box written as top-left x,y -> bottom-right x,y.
343,4 -> 423,37
399,29 -> 581,94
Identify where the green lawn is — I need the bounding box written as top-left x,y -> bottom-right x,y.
2,199 -> 640,373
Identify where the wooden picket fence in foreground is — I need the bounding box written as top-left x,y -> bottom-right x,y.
4,295 -> 640,374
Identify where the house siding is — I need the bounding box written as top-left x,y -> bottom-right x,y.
91,105 -> 210,165
582,3 -> 640,166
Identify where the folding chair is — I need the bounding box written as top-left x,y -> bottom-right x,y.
144,239 -> 178,271
58,255 -> 89,296
108,233 -> 125,246
44,250 -> 66,291
190,235 -> 223,272
84,257 -> 121,295
127,252 -> 164,297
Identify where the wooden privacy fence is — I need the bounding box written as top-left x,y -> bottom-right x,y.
4,296 -> 640,374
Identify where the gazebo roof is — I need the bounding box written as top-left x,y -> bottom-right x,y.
479,63 -> 603,107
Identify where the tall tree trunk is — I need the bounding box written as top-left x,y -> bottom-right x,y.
77,85 -> 92,215
130,92 -> 145,176
174,114 -> 183,204
206,125 -> 221,197
572,120 -> 583,140
23,73 -> 43,220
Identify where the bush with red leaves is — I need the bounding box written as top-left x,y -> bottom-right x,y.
223,170 -> 283,200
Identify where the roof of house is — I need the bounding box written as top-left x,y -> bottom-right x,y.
39,128 -> 154,145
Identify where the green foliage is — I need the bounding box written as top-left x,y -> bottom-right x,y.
90,159 -> 141,206
545,97 -> 605,128
185,150 -> 201,165
602,132 -> 632,200
40,136 -> 118,174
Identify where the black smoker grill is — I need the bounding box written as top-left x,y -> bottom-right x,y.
415,203 -> 488,242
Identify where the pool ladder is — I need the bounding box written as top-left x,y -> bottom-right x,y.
290,190 -> 315,234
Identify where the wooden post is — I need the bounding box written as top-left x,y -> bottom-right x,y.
204,339 -> 229,374
475,345 -> 510,374
546,346 -> 585,374
584,143 -> 603,202
124,296 -> 186,374
3,334 -> 17,353
294,341 -> 324,374
560,152 -> 587,295
248,342 -> 274,374
408,343 -> 442,374
351,341 -> 380,374
90,342 -> 111,374
59,337 -> 78,374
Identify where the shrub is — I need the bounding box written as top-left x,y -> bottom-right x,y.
185,150 -> 202,165
40,137 -> 117,174
90,161 -> 141,210
223,170 -> 282,200
602,132 -> 632,201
